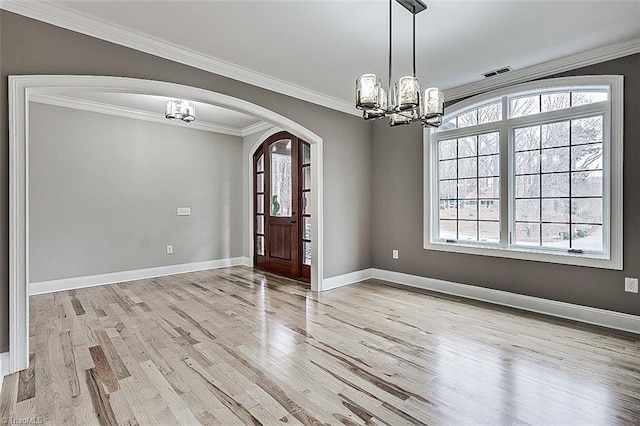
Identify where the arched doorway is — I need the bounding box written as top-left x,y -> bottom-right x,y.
9,75 -> 325,375
253,131 -> 311,281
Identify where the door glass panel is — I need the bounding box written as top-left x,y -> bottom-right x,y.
302,144 -> 311,165
256,154 -> 264,172
302,192 -> 311,215
303,242 -> 311,265
257,236 -> 264,256
302,166 -> 310,190
270,139 -> 292,217
303,217 -> 311,240
256,173 -> 264,193
257,194 -> 264,214
256,215 -> 264,235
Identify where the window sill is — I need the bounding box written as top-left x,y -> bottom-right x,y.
424,239 -> 621,270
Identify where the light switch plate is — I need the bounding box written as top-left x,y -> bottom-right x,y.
177,207 -> 191,216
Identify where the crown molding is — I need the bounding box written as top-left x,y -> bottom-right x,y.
445,36 -> 640,102
2,1 -> 639,113
29,92 -> 258,137
0,0 -> 358,116
240,121 -> 275,137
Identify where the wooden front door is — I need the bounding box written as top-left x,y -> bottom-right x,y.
254,132 -> 311,281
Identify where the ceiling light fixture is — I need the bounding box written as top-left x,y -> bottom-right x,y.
165,99 -> 195,123
355,0 -> 444,127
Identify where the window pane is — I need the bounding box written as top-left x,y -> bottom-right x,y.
439,159 -> 457,180
256,215 -> 264,235
515,126 -> 540,151
257,194 -> 264,214
541,147 -> 569,173
478,201 -> 499,221
459,200 -> 477,220
542,199 -> 569,223
458,158 -> 477,179
515,223 -> 540,245
542,224 -> 570,248
479,221 -> 500,243
572,116 -> 603,145
302,191 -> 311,215
439,139 -> 457,160
478,177 -> 499,198
256,236 -> 264,256
572,143 -> 603,171
458,220 -> 478,241
572,92 -> 607,106
439,220 -> 457,239
270,139 -> 292,217
511,95 -> 540,118
572,198 -> 602,224
302,166 -> 311,190
516,199 -> 540,221
541,92 -> 570,112
303,217 -> 312,240
302,143 -> 311,165
303,241 -> 312,265
458,136 -> 477,158
256,173 -> 264,193
478,132 -> 499,155
441,117 -> 457,131
571,171 -> 602,196
572,225 -> 602,252
541,173 -> 569,197
256,154 -> 264,172
458,179 -> 477,199
515,175 -> 539,198
439,201 -> 457,219
439,180 -> 458,201
458,110 -> 478,128
478,103 -> 502,124
542,121 -> 569,148
515,151 -> 540,175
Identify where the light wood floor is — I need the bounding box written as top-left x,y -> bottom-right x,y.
1,266 -> 639,425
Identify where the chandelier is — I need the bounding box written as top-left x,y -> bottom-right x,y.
165,100 -> 195,123
355,0 -> 444,127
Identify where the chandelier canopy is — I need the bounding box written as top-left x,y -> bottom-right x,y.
165,99 -> 195,123
355,0 -> 444,127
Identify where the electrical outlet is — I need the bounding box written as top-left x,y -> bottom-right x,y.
625,277 -> 638,293
166,245 -> 173,254
392,249 -> 399,259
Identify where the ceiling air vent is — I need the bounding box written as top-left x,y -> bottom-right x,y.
482,66 -> 513,78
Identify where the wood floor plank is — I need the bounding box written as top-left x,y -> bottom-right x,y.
88,346 -> 119,393
2,266 -> 639,425
16,353 -> 36,403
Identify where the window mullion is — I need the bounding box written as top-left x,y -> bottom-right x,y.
500,95 -> 510,248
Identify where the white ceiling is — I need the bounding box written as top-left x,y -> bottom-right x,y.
6,0 -> 640,115
30,91 -> 270,136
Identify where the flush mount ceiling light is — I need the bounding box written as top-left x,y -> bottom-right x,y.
165,99 -> 195,123
355,0 -> 444,127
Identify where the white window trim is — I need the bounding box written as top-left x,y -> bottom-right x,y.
424,75 -> 623,270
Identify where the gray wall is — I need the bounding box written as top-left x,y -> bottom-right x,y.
29,103 -> 243,282
372,53 -> 640,316
0,11 -> 373,352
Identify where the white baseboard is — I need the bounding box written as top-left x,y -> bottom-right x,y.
322,268 -> 373,291
371,268 -> 640,335
28,257 -> 250,296
0,352 -> 10,391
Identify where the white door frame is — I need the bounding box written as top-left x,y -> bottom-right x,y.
8,75 -> 325,375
